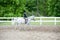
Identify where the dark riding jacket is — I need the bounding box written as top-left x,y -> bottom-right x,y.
24,12 -> 27,18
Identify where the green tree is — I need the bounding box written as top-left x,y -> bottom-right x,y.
46,0 -> 60,17
0,0 -> 26,17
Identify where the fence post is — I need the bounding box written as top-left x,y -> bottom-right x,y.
40,17 -> 42,25
55,17 -> 56,25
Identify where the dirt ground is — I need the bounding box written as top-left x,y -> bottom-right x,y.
0,25 -> 60,40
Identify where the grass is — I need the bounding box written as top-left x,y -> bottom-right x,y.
42,18 -> 54,20
0,22 -> 11,26
42,22 -> 54,25
30,22 -> 40,25
0,22 -> 60,26
56,22 -> 60,25
56,18 -> 60,20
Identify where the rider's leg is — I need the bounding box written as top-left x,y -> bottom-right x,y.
25,18 -> 26,24
25,18 -> 28,24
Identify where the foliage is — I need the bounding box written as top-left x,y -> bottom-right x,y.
0,0 -> 60,17
46,0 -> 60,17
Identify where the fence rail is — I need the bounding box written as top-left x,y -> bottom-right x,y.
0,17 -> 60,25
31,17 -> 60,25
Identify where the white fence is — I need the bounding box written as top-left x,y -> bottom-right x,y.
31,17 -> 60,25
0,17 -> 60,25
0,17 -> 22,22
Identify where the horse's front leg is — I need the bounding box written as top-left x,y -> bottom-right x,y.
26,20 -> 30,25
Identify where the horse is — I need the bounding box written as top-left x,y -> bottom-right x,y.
11,17 -> 24,25
26,15 -> 35,24
11,15 -> 35,25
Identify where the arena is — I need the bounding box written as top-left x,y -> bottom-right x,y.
0,25 -> 60,40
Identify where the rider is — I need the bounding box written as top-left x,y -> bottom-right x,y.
23,11 -> 28,24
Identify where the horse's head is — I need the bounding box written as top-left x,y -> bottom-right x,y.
28,15 -> 35,20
